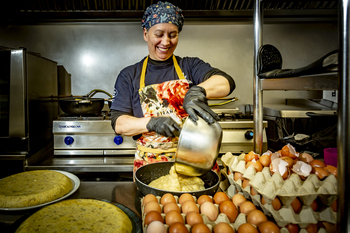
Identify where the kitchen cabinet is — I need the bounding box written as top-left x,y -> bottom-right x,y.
253,0 -> 349,231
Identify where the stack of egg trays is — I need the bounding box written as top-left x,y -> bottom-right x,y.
221,152 -> 337,231
141,194 -> 239,232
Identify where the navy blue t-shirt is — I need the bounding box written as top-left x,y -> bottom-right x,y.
110,55 -> 214,118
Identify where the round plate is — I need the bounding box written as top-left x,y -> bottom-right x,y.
0,170 -> 80,211
11,198 -> 142,233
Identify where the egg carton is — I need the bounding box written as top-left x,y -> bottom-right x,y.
221,152 -> 337,206
142,193 -> 333,233
141,195 -> 236,232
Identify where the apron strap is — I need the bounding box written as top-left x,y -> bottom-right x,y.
139,55 -> 186,92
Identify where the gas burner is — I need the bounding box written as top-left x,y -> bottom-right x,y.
57,114 -> 105,121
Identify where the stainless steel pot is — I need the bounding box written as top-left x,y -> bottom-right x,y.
175,117 -> 222,176
134,161 -> 220,198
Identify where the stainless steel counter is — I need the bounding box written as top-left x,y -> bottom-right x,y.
0,181 -> 142,233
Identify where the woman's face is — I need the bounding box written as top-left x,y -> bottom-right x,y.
143,23 -> 179,61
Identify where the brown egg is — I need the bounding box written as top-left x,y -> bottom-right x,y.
259,154 -> 271,167
305,223 -> 318,233
191,223 -> 211,233
270,158 -> 290,180
197,195 -> 213,205
280,156 -> 295,167
285,223 -> 299,233
144,211 -> 164,226
178,193 -> 195,205
245,160 -> 263,172
244,151 -> 260,163
181,200 -> 199,215
310,198 -> 320,212
309,159 -> 326,168
232,194 -> 246,207
144,201 -> 162,214
237,223 -> 258,233
290,198 -> 302,213
271,197 -> 282,211
246,209 -> 267,226
219,200 -> 238,223
213,222 -> 235,233
168,222 -> 189,233
165,210 -> 184,226
161,193 -> 176,205
242,179 -> 250,189
299,152 -> 314,163
324,165 -> 337,177
251,187 -> 258,196
331,199 -> 337,212
239,201 -> 256,215
146,221 -> 167,233
234,172 -> 243,181
185,212 -> 203,227
163,202 -> 180,214
261,196 -> 267,205
200,201 -> 219,221
213,192 -> 230,205
312,167 -> 330,180
281,144 -> 298,159
322,222 -> 337,233
143,194 -> 158,206
257,221 -> 280,233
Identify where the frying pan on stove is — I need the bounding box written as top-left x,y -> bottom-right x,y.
135,161 -> 220,198
59,89 -> 112,115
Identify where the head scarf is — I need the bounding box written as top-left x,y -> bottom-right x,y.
141,1 -> 184,32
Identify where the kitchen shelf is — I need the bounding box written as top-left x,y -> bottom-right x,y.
260,72 -> 338,90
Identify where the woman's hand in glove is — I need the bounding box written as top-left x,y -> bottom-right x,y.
146,116 -> 181,137
183,86 -> 220,124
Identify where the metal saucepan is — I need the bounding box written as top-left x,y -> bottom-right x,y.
175,117 -> 222,177
59,89 -> 112,115
135,161 -> 220,198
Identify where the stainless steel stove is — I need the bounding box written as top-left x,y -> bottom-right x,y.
26,108 -> 267,175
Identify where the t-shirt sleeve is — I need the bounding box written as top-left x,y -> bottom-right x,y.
180,57 -> 215,85
110,70 -> 134,115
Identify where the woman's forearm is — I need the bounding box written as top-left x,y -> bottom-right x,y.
115,115 -> 151,136
198,75 -> 231,99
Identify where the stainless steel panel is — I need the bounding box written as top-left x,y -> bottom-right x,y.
261,72 -> 338,90
26,165 -> 134,172
54,134 -> 136,149
104,150 -> 135,155
219,120 -> 267,129
54,150 -> 104,156
9,49 -> 25,137
53,120 -> 115,133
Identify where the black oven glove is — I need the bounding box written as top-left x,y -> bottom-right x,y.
183,85 -> 220,124
146,117 -> 181,137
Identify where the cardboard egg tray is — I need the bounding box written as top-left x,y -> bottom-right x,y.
141,195 -> 236,232
222,152 -> 338,229
141,194 -> 331,233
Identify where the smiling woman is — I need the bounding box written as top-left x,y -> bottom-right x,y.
109,1 -> 236,175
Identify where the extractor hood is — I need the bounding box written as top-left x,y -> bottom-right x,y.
1,0 -> 339,24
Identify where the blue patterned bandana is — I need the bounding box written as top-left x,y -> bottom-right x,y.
142,1 -> 184,32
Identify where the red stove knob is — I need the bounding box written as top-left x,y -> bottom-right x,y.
245,130 -> 254,140
114,135 -> 123,145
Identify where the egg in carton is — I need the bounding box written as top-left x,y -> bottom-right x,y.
142,193 -> 237,233
221,151 -> 337,207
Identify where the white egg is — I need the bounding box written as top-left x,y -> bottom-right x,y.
146,220 -> 167,233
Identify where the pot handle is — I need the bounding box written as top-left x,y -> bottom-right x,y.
86,89 -> 113,98
208,97 -> 238,107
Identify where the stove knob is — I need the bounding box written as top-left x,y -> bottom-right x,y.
64,136 -> 74,145
114,135 -> 123,145
245,130 -> 254,140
